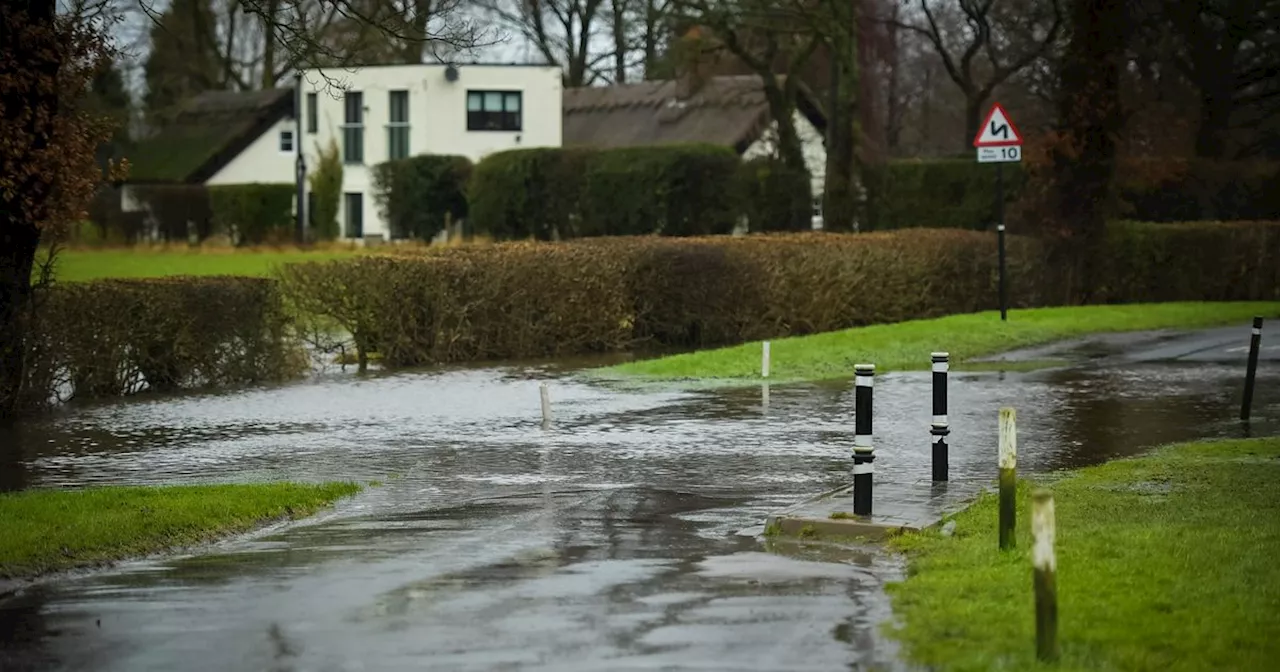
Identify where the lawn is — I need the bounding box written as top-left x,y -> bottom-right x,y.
602,302 -> 1280,382
885,437 -> 1280,671
0,482 -> 361,579
46,248 -> 361,282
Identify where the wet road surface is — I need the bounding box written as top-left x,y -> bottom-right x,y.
1,340 -> 1277,671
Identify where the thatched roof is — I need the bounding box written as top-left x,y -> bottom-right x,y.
563,75 -> 826,154
126,88 -> 295,184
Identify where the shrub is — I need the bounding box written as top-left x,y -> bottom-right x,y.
468,148 -> 587,240
19,277 -> 303,411
1115,159 -> 1280,222
863,159 -> 1027,231
128,185 -> 212,242
372,154 -> 472,240
209,183 -> 296,246
308,138 -> 342,241
736,157 -> 812,232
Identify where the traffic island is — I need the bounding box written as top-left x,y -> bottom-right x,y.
765,479 -> 990,542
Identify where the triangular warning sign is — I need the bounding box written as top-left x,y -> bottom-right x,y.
973,103 -> 1023,147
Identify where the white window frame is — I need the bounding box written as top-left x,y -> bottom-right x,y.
387,90 -> 410,161
341,91 -> 365,164
279,129 -> 294,153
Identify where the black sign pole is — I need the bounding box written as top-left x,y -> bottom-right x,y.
997,162 -> 1007,321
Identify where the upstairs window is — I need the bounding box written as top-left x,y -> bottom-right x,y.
387,90 -> 410,160
279,130 -> 294,153
342,91 -> 364,164
466,90 -> 522,131
306,93 -> 317,134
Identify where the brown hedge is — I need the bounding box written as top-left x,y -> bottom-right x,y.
20,276 -> 304,411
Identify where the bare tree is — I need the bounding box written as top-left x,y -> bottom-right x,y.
480,0 -> 609,86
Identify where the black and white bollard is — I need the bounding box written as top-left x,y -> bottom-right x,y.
1032,489 -> 1059,662
931,352 -> 950,482
1242,316 -> 1263,421
999,407 -> 1017,550
853,364 -> 875,516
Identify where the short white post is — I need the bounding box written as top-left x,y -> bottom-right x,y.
1032,489 -> 1058,661
999,407 -> 1017,550
540,382 -> 552,429
762,341 -> 771,379
761,382 -> 770,412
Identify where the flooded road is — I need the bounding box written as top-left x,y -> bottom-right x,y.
1,343 -> 1276,671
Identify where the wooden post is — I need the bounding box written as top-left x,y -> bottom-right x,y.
999,407 -> 1017,550
762,341 -> 771,379
540,382 -> 551,429
1032,489 -> 1059,662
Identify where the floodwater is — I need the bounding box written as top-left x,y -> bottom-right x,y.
0,345 -> 1276,671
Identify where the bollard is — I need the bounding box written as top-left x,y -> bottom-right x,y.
931,352 -> 950,482
540,382 -> 552,429
998,407 -> 1017,550
1241,316 -> 1263,421
761,382 -> 770,413
1032,489 -> 1059,662
853,364 -> 875,516
762,341 -> 771,379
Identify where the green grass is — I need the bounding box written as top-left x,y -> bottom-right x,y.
885,437 -> 1280,671
0,482 -> 361,579
602,302 -> 1280,382
46,249 -> 360,282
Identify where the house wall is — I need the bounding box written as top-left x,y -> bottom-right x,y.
743,111 -> 828,227
206,118 -> 299,187
298,63 -> 564,240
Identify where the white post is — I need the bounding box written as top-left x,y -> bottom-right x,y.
540,382 -> 552,429
1032,489 -> 1058,661
762,341 -> 771,379
999,407 -> 1017,550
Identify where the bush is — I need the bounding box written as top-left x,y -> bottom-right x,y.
470,144 -> 740,240
208,183 -> 296,246
1115,159 -> 1280,222
308,138 -> 342,241
128,185 -> 213,242
281,221 -> 1279,366
372,155 -> 472,240
736,157 -> 812,232
863,159 -> 1027,231
19,277 -> 303,412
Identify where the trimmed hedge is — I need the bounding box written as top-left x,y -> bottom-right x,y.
282,220 -> 1280,366
373,155 -> 472,240
209,184 -> 296,246
737,157 -> 812,232
864,159 -> 1025,231
20,277 -> 303,412
469,144 -> 741,239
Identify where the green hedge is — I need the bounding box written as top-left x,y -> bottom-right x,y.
372,155 -> 472,240
863,159 -> 1026,231
19,277 -> 303,412
208,183 -> 296,245
469,144 -> 741,239
278,221 -> 1280,366
736,157 -> 812,232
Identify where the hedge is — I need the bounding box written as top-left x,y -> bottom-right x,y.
278,221 -> 1280,367
736,157 -> 812,232
19,277 -> 303,412
863,159 -> 1025,231
468,144 -> 741,240
373,155 -> 472,240
208,183 -> 296,246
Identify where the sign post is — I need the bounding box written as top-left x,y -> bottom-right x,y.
973,103 -> 1024,321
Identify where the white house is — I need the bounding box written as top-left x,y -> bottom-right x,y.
123,63 -> 564,241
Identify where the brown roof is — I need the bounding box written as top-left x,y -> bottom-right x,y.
127,88 -> 295,184
563,75 -> 825,154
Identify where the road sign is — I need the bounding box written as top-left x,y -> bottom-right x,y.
974,103 -> 1023,163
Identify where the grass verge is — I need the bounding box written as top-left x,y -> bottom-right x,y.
0,482 -> 361,579
47,248 -> 362,282
602,302 -> 1280,382
885,437 -> 1280,671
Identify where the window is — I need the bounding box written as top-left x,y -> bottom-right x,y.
306,93 -> 317,134
342,91 -> 364,164
279,130 -> 294,153
387,90 -> 410,160
466,90 -> 522,131
344,192 -> 364,239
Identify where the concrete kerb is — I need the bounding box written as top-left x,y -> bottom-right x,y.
763,478 -> 992,542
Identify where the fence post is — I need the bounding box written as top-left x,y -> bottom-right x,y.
999,407 -> 1017,550
854,364 -> 875,516
932,352 -> 950,482
1032,489 -> 1059,662
1242,316 -> 1263,421
762,341 -> 771,379
540,382 -> 552,429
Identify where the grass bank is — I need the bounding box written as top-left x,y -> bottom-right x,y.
886,437 -> 1280,671
47,248 -> 362,282
0,482 -> 361,579
602,302 -> 1280,382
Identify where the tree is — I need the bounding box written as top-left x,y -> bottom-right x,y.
481,0 -> 609,86
308,138 -> 342,240
892,0 -> 1062,152
1,1 -> 123,420
143,0 -> 222,125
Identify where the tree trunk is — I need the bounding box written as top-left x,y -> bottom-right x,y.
611,0 -> 627,83
1,0 -> 58,421
965,94 -> 984,154
762,81 -> 807,177
260,0 -> 280,88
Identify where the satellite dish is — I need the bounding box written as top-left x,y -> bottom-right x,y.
444,65 -> 459,82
